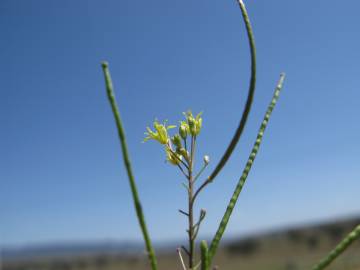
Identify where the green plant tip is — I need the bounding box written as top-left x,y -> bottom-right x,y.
101,61 -> 109,68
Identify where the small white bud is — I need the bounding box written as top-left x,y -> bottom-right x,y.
203,155 -> 210,165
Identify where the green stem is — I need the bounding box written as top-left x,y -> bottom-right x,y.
188,135 -> 196,269
206,0 -> 257,183
311,224 -> 360,270
101,62 -> 158,270
208,73 -> 286,264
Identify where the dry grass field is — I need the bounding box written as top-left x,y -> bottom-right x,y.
4,217 -> 360,270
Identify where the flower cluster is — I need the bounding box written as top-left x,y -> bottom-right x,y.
144,111 -> 203,166
143,110 -> 211,269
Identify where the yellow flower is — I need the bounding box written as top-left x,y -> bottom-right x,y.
144,120 -> 176,145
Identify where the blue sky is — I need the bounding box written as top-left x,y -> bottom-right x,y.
1,0 -> 360,247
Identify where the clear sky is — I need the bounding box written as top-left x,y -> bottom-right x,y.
1,0 -> 360,248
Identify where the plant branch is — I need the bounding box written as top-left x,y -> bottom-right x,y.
206,0 -> 257,184
181,245 -> 191,257
193,163 -> 208,183
311,224 -> 360,270
177,164 -> 189,178
208,73 -> 285,265
168,147 -> 190,170
179,209 -> 189,216
182,182 -> 190,192
101,62 -> 158,270
192,177 -> 209,204
177,248 -> 187,270
193,210 -> 206,240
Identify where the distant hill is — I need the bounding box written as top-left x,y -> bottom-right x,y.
1,241 -> 143,261
225,215 -> 360,256
3,215 -> 360,265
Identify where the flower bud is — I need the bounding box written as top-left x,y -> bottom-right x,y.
177,147 -> 189,162
195,117 -> 202,134
184,111 -> 202,136
200,209 -> 206,219
203,155 -> 210,165
166,148 -> 181,166
179,121 -> 189,139
188,117 -> 196,135
172,134 -> 182,148
194,112 -> 202,135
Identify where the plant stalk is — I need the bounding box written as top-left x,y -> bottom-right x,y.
188,135 -> 196,268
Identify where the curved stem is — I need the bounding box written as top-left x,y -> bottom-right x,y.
208,73 -> 285,265
206,0 -> 257,184
192,176 -> 209,204
101,62 -> 158,270
311,224 -> 360,270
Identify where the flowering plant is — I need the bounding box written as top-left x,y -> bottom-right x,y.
100,1 -> 360,269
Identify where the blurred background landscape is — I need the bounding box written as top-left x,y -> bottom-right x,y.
1,0 -> 360,269
3,216 -> 360,270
